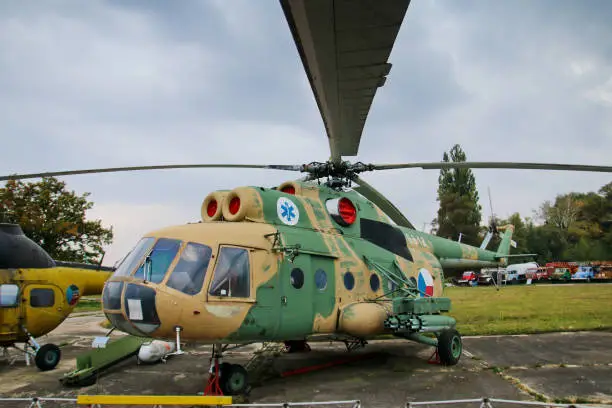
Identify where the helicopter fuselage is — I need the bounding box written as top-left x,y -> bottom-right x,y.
0,267 -> 111,346
101,180 -> 513,344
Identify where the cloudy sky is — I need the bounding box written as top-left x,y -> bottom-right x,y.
1,0 -> 611,266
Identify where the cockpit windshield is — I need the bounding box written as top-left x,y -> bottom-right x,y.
166,242 -> 212,295
133,238 -> 181,283
208,246 -> 250,298
112,237 -> 155,277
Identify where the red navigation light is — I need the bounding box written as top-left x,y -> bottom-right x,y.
206,200 -> 218,217
281,185 -> 296,195
229,197 -> 240,215
338,198 -> 357,225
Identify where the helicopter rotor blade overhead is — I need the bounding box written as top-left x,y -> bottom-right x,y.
371,161 -> 612,173
0,163 -> 304,182
352,175 -> 415,230
279,0 -> 411,164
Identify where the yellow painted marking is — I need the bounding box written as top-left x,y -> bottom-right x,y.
77,395 -> 232,405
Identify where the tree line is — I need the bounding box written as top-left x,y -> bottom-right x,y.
431,144 -> 612,264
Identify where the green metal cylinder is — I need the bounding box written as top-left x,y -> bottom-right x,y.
404,333 -> 438,347
419,315 -> 456,328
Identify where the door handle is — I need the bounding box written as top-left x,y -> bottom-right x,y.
281,296 -> 287,305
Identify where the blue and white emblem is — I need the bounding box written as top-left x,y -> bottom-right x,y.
277,197 -> 299,225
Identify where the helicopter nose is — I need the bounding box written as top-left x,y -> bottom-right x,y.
103,281 -> 161,337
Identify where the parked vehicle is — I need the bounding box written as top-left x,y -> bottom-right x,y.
477,271 -> 495,286
546,262 -> 578,277
526,266 -> 550,281
595,264 -> 612,280
572,265 -> 595,281
551,267 -> 572,281
505,262 -> 538,284
479,268 -> 505,285
456,271 -> 478,286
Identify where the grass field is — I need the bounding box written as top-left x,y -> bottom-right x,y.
76,283 -> 612,336
74,297 -> 104,312
445,284 -> 612,336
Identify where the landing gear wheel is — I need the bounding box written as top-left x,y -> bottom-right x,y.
437,329 -> 462,366
34,344 -> 61,371
220,364 -> 248,396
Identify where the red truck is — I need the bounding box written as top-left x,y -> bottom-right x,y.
455,271 -> 478,286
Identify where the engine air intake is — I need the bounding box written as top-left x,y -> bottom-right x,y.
201,191 -> 228,222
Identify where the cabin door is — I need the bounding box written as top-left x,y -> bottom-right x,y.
0,283 -> 21,342
278,254 -> 314,340
23,284 -> 63,337
309,255 -> 337,333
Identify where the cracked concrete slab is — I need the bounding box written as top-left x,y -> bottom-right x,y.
463,331 -> 612,368
505,366 -> 612,404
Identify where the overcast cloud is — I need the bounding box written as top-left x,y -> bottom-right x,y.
1,0 -> 611,266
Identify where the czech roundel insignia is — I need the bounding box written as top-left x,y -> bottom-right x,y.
277,197 -> 299,226
417,268 -> 434,297
66,284 -> 81,306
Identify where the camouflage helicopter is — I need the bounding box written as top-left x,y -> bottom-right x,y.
2,0 -> 612,396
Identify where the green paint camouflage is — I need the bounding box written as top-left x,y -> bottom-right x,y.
221,181 -> 513,342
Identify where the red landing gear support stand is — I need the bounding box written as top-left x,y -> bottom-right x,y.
204,358 -> 223,396
428,349 -> 441,365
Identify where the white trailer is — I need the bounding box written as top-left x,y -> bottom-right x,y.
505,262 -> 539,283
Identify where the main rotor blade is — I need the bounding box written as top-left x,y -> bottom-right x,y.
352,175 -> 415,230
279,0 -> 411,163
0,164 -> 303,181
372,162 -> 612,173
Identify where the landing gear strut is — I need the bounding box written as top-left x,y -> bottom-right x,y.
204,344 -> 249,396
16,326 -> 62,371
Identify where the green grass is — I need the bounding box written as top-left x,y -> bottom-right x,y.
75,296 -> 102,312
445,284 -> 612,336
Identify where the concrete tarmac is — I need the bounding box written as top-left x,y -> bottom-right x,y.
0,313 -> 611,407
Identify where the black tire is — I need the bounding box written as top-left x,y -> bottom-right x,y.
218,362 -> 232,377
220,364 -> 249,396
34,343 -> 61,371
437,329 -> 462,366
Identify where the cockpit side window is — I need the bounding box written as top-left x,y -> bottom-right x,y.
0,284 -> 19,307
112,237 -> 155,277
208,247 -> 250,298
133,238 -> 181,283
166,242 -> 212,295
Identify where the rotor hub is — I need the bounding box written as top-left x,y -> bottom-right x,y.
300,160 -> 375,181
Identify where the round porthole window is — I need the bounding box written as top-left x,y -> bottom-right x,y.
290,268 -> 304,289
314,269 -> 327,290
370,274 -> 380,292
387,279 -> 397,292
343,272 -> 355,290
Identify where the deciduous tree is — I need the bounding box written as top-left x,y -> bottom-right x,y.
0,177 -> 113,263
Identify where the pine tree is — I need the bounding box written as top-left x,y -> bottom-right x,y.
432,144 -> 482,245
